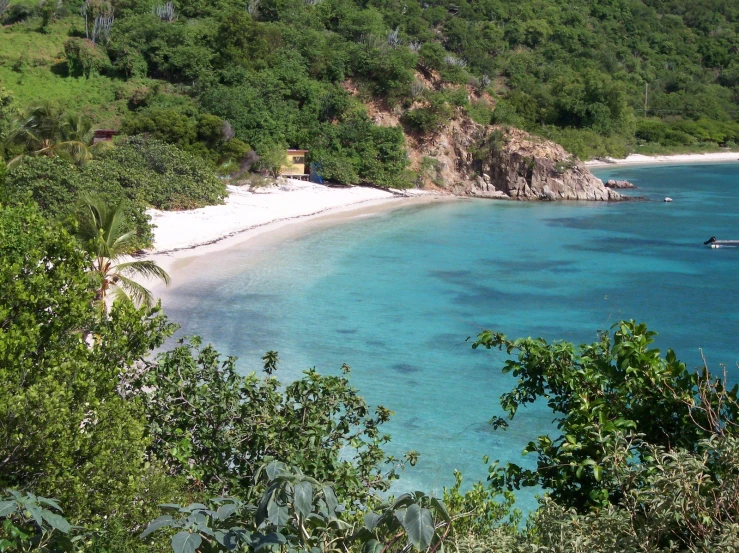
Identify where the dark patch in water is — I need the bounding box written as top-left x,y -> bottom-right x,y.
404,417 -> 422,429
366,340 -> 386,347
483,258 -> 576,273
392,362 -> 420,374
543,217 -> 596,230
567,235 -> 675,254
429,269 -> 475,283
336,329 -> 357,335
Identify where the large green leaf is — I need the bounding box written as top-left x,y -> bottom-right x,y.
40,510 -> 72,533
363,512 -> 381,531
0,501 -> 17,518
26,504 -> 44,527
362,539 -> 383,553
395,504 -> 434,551
171,531 -> 202,553
37,497 -> 62,512
267,500 -> 289,528
216,503 -> 238,521
429,498 -> 450,523
140,515 -> 175,538
293,481 -> 313,519
323,486 -> 339,514
253,532 -> 286,553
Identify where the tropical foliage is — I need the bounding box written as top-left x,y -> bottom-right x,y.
0,490 -> 78,552
6,102 -> 92,166
2,136 -> 226,247
2,0 -> 739,168
2,200 -> 738,552
76,196 -> 170,309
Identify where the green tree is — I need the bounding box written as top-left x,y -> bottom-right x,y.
0,203 -> 179,528
75,196 -> 171,310
7,102 -> 92,167
132,338 -> 409,502
474,320 -> 739,511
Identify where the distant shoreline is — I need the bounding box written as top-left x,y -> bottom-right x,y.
585,151 -> 739,168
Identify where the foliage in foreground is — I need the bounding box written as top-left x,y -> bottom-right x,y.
141,460 -> 467,553
474,321 -> 739,511
0,490 -> 76,552
3,201 -> 739,552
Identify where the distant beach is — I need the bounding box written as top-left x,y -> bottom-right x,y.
585,151 -> 739,168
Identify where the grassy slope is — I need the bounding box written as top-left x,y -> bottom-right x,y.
0,16 -> 159,127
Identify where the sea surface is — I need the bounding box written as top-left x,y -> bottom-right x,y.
162,163 -> 738,510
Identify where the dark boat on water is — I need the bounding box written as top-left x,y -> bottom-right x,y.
704,236 -> 739,248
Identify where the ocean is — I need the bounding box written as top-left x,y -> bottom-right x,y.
161,163 -> 738,509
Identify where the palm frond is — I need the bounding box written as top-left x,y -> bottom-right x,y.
61,111 -> 92,142
112,274 -> 155,307
90,140 -> 115,158
56,139 -> 93,165
115,260 -> 171,286
6,153 -> 26,168
76,195 -> 109,247
106,205 -> 136,255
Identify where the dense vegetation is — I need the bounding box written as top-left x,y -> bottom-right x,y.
2,0 -> 739,550
2,0 -> 739,178
2,196 -> 739,552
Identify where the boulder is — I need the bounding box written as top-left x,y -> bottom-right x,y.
605,179 -> 636,189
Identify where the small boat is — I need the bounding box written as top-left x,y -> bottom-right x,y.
704,236 -> 739,248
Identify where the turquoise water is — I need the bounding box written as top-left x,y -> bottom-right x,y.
162,163 -> 738,509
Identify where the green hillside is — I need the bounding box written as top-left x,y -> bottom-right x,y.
1,0 -> 738,181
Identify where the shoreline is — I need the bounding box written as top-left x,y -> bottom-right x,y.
585,151 -> 739,168
143,180 -> 453,293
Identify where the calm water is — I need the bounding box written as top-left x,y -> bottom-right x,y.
162,163 -> 738,509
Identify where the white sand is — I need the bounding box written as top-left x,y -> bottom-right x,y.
146,179 -> 437,253
585,151 -> 739,168
142,179 -> 447,288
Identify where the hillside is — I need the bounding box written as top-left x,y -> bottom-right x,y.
1,0 -> 738,188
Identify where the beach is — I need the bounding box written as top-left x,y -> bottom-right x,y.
585,151 -> 739,168
144,151 -> 739,288
144,179 -> 452,290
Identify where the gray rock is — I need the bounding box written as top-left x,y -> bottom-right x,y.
606,179 -> 636,189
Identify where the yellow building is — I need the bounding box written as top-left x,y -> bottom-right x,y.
280,149 -> 309,178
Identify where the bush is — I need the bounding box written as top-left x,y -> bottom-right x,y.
91,136 -> 227,210
401,93 -> 454,134
64,38 -> 112,78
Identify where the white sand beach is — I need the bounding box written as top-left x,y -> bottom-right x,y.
144,179 -> 450,288
585,151 -> 739,168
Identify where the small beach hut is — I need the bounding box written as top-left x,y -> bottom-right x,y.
92,129 -> 118,144
280,149 -> 309,179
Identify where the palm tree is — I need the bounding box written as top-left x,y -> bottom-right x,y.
76,196 -> 170,312
8,101 -> 93,166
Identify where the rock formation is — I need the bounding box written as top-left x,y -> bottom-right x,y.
605,179 -> 636,189
409,118 -> 623,201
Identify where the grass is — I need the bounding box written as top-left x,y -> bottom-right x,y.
0,16 -> 161,128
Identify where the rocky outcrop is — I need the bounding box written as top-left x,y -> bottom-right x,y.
605,179 -> 636,189
408,117 -> 623,201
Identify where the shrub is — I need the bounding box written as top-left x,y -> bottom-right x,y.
64,38 -> 112,78
90,136 -> 227,210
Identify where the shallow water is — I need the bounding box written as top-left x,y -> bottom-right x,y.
162,163 -> 738,510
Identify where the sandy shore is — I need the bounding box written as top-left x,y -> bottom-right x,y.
143,179 -> 452,291
586,151 -> 739,168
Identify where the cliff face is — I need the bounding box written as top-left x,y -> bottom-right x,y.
410,117 -> 622,201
